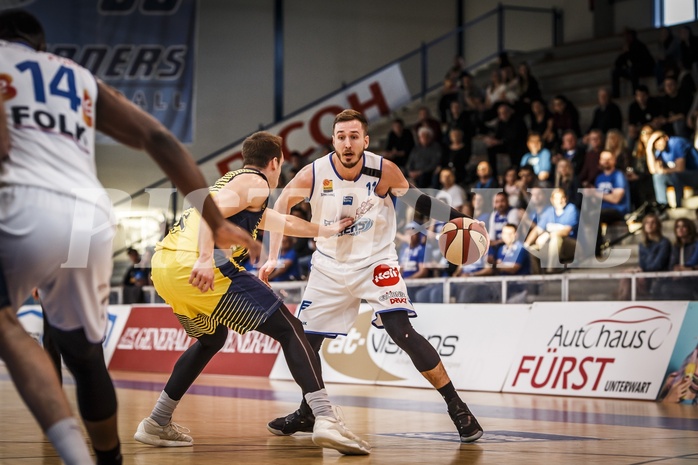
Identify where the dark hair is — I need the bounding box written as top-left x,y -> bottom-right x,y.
0,10 -> 46,51
675,217 -> 697,245
636,84 -> 649,94
333,109 -> 369,135
242,131 -> 282,168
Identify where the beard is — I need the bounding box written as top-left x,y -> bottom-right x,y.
337,151 -> 363,169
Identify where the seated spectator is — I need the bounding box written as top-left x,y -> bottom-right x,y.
519,186 -> 551,242
412,106 -> 443,147
442,126 -> 472,185
458,71 -> 485,116
515,164 -> 538,208
384,118 -> 415,171
398,223 -> 429,301
520,132 -> 552,185
611,28 -> 656,98
524,188 -> 579,273
416,254 -> 496,304
657,75 -> 692,137
551,94 -> 581,140
635,213 -> 671,297
437,167 -> 467,211
289,206 -> 314,278
268,236 -> 302,282
627,85 -> 662,142
587,87 -> 623,135
407,126 -> 442,188
594,150 -> 631,256
528,98 -> 555,149
646,130 -> 698,208
503,167 -> 523,209
579,129 -> 605,188
437,75 -> 460,124
474,160 -> 498,189
605,128 -> 630,170
555,158 -> 581,208
490,223 -> 532,302
479,192 -> 521,256
516,62 -> 542,113
122,247 -> 151,304
482,103 -> 529,178
553,129 -> 586,177
626,124 -> 657,209
654,218 -> 698,299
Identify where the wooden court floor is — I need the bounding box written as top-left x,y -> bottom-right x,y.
0,367 -> 697,465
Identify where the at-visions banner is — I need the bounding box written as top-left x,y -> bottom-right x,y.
503,301 -> 689,400
18,0 -> 196,142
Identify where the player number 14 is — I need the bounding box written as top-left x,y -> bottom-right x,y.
16,60 -> 81,111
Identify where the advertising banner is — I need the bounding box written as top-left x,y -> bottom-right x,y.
503,301 -> 689,400
204,63 -> 411,179
269,303 -> 528,392
19,0 -> 197,142
108,305 -> 282,376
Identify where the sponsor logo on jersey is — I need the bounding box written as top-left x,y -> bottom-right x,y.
343,195 -> 353,206
378,290 -> 409,305
321,179 -> 333,196
82,89 -> 93,127
299,300 -> 312,312
354,198 -> 375,220
337,218 -> 373,237
0,73 -> 17,100
372,264 -> 400,287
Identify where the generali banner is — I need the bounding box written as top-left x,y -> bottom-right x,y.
503,301 -> 689,400
269,304 -> 529,392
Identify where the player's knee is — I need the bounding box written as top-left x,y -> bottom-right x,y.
197,324 -> 227,352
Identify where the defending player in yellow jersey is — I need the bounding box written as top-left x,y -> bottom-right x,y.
136,131 -> 371,455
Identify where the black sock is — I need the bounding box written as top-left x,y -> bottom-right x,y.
438,381 -> 460,405
94,442 -> 122,465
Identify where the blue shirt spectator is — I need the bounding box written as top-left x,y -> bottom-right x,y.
268,236 -> 302,282
537,202 -> 579,238
520,132 -> 552,184
595,164 -> 631,214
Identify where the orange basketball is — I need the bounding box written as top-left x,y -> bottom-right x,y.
438,217 -> 490,266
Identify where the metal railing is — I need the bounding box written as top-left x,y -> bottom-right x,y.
109,270 -> 698,305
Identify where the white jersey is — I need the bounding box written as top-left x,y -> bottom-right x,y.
0,40 -> 104,203
309,150 -> 397,268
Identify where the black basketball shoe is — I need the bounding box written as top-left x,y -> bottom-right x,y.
447,398 -> 483,443
267,401 -> 315,436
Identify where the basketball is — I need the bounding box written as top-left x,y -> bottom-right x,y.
438,217 -> 490,266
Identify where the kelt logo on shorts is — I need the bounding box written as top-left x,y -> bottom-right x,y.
372,264 -> 400,287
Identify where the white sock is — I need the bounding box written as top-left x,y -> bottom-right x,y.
45,417 -> 94,465
150,391 -> 179,426
304,389 -> 334,419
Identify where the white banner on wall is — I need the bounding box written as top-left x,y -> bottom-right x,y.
269,303 -> 528,392
502,301 -> 689,400
202,63 -> 412,180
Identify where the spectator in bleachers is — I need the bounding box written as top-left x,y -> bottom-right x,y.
551,94 -> 582,141
443,127 -> 472,186
412,106 -> 443,146
407,126 -> 442,188
618,212 -> 671,299
398,223 -> 429,301
626,124 -> 657,209
122,247 -> 150,304
579,129 -> 605,188
480,192 -> 521,256
268,236 -> 302,282
587,87 -> 623,135
594,150 -> 631,256
654,26 -> 681,87
520,132 -> 553,185
657,75 -> 692,137
289,206 -> 314,279
524,188 -> 579,274
664,61 -> 697,104
553,129 -> 586,177
627,85 -> 662,142
384,118 -> 415,172
438,75 -> 460,124
646,130 -> 698,208
483,69 -> 511,120
437,167 -> 467,211
679,25 -> 698,75
554,158 -> 581,208
611,28 -> 656,98
605,128 -> 630,170
528,98 -> 556,149
515,62 -> 542,113
490,223 -> 531,303
516,164 -> 539,209
520,185 -> 550,236
417,254 -> 496,304
483,103 -> 529,179
458,71 -> 485,116
503,167 -> 524,209
670,217 -> 698,271
474,160 -> 498,189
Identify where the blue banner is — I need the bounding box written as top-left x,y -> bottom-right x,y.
18,0 -> 196,142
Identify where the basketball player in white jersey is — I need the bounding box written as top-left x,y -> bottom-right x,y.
0,10 -> 260,465
259,109 -> 484,443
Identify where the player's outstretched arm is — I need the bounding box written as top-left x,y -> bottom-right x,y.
94,80 -> 256,255
259,164 -> 313,283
